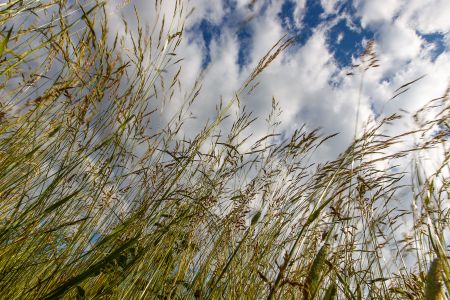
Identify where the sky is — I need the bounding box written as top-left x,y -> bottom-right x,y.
107,0 -> 449,164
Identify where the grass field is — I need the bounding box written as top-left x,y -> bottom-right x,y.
0,1 -> 449,299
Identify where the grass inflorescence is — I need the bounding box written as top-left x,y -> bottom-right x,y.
0,1 -> 449,299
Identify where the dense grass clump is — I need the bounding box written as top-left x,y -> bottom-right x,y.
0,1 -> 449,299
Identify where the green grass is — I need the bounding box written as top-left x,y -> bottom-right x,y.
0,1 -> 449,299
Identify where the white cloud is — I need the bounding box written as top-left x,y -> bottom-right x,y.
445,34 -> 450,48
354,0 -> 450,35
96,0 -> 450,276
108,0 -> 449,162
293,0 -> 307,28
182,0 -> 448,160
247,2 -> 286,64
376,20 -> 423,62
185,0 -> 226,25
320,0 -> 343,16
183,31 -> 242,135
351,0 -> 449,117
354,0 -> 404,27
337,32 -> 344,43
399,0 -> 450,34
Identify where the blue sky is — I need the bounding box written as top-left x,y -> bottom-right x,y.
108,0 -> 449,163
168,0 -> 447,157
190,0 -> 447,69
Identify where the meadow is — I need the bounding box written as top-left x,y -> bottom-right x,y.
0,1 -> 448,299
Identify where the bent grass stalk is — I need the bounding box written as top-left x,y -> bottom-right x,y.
0,1 -> 448,299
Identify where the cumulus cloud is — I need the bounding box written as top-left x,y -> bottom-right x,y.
376,20 -> 423,61
354,0 -> 403,27
320,0 -> 343,16
399,0 -> 450,34
109,0 -> 449,162
351,0 -> 449,118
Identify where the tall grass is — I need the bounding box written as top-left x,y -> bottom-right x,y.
0,1 -> 449,299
